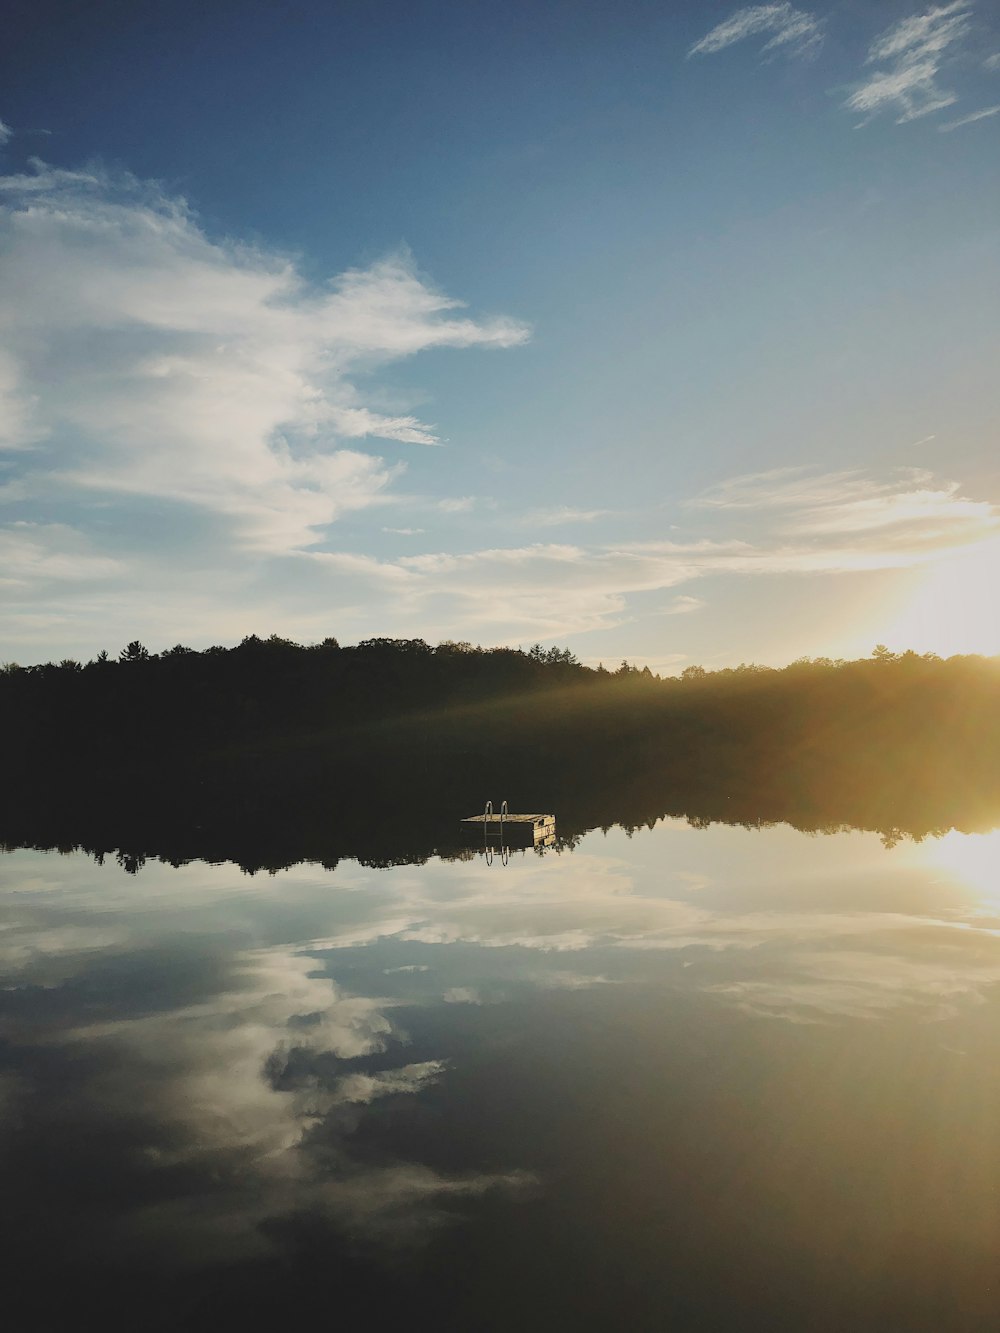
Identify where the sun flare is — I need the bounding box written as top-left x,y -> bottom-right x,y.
883,538 -> 1000,659
924,829 -> 1000,906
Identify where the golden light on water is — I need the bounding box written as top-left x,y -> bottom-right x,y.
924,829 -> 1000,905
883,538 -> 1000,659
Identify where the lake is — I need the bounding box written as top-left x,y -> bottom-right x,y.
3,815 -> 1000,1330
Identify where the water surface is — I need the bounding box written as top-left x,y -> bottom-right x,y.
3,819 -> 1000,1330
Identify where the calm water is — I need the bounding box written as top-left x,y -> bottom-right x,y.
3,818 -> 1000,1330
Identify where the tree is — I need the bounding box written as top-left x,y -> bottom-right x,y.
119,641 -> 150,663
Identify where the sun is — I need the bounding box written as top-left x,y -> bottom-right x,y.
881,537 -> 1000,659
923,829 -> 1000,908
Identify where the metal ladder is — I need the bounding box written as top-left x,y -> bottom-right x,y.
482,800 -> 510,865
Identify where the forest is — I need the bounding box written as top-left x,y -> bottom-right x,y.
2,635 -> 999,869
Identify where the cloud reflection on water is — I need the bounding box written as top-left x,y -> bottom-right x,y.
3,819 -> 1000,1278
0,921 -> 534,1265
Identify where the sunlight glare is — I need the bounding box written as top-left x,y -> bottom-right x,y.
882,538 -> 1000,658
924,829 -> 1000,907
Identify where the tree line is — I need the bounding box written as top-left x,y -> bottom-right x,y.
1,634 -> 999,864
2,634 -> 998,823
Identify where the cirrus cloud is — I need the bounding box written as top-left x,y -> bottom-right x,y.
845,1 -> 974,123
692,3 -> 997,131
689,3 -> 824,60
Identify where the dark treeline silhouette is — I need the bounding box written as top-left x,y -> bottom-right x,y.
0,634 -> 588,762
2,635 -> 999,869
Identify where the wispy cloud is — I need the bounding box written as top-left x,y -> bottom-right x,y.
0,119 -> 12,147
3,455 -> 995,656
0,349 -> 45,449
688,466 -> 868,511
846,2 -> 973,124
284,467 -> 999,645
521,505 -> 608,527
665,595 -> 705,615
689,3 -> 824,60
382,526 -> 425,536
688,466 -> 996,543
0,161 -> 528,559
939,103 -> 1000,129
332,1060 -> 448,1106
692,4 -> 995,131
442,986 -> 483,1005
783,481 -> 992,538
708,945 -> 1000,1023
0,522 -> 124,586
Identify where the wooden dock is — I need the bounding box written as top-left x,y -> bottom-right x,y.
460,811 -> 556,847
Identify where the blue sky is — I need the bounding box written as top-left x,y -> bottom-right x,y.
2,0 -> 999,669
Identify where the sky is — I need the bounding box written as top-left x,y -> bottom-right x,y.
1,0 -> 998,672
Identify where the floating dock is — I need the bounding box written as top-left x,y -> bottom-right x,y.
461,809 -> 556,847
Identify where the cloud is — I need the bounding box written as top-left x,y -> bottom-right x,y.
939,103 -> 1000,129
665,595 -> 705,616
691,4 -> 990,130
0,161 -> 528,560
1,141 -> 996,660
707,944 -> 1000,1023
0,157 -> 533,656
539,971 -> 618,989
0,349 -> 45,449
689,465 -> 995,531
689,3 -> 823,60
0,119 -> 11,147
4,462 -> 995,657
332,1060 -> 448,1105
45,942 -> 533,1258
13,822 -> 1000,1277
0,522 -> 124,587
688,466 -> 997,545
784,483 -> 994,539
689,466 -> 887,511
442,986 -> 484,1004
845,2 -> 973,124
0,848 -> 567,1265
285,467 -> 998,644
520,506 -> 608,527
